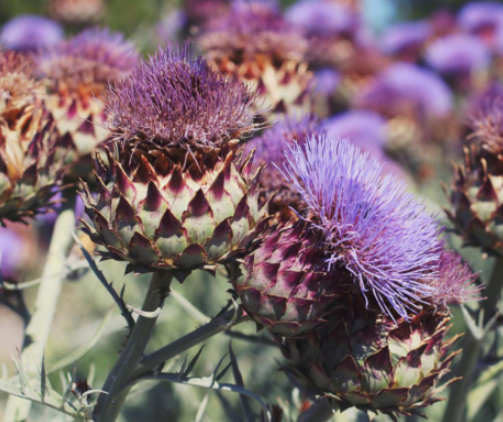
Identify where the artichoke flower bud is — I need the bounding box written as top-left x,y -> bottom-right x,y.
80,43 -> 268,281
38,28 -> 139,176
198,3 -> 313,117
444,98 -> 503,256
283,293 -> 460,420
0,50 -> 66,223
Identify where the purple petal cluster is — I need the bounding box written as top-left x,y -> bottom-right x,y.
199,2 -> 306,64
458,2 -> 503,34
381,21 -> 430,55
279,135 -> 444,320
285,0 -> 357,37
356,62 -> 453,117
425,34 -> 490,75
429,250 -> 482,306
1,15 -> 62,52
469,95 -> 503,155
105,43 -> 260,148
313,68 -> 340,94
39,27 -> 139,89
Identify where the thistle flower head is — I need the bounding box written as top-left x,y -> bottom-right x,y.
429,250 -> 482,306
313,68 -> 340,94
0,50 -> 42,113
425,34 -> 490,75
0,15 -> 63,52
356,63 -> 453,118
458,2 -> 503,35
199,3 -> 306,64
39,27 -> 139,92
381,21 -> 430,55
105,43 -> 260,149
285,0 -> 357,37
280,135 -> 443,319
469,95 -> 503,156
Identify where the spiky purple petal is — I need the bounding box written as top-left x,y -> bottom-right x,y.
279,136 -> 443,320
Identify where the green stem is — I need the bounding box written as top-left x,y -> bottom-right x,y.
4,209 -> 76,422
297,398 -> 336,422
131,307 -> 249,380
442,257 -> 503,422
93,272 -> 172,422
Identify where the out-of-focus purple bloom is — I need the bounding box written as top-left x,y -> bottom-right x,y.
381,21 -> 430,56
39,27 -> 139,89
156,9 -> 187,41
357,63 -> 453,117
458,2 -> 503,35
323,111 -> 404,176
314,68 -> 340,94
0,15 -> 63,52
323,111 -> 386,155
285,0 -> 357,37
106,43 -> 259,148
279,136 -> 443,319
425,34 -> 490,75
429,250 -> 482,306
0,228 -> 25,280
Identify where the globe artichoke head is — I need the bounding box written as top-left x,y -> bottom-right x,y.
80,44 -> 267,281
38,28 -> 139,173
0,51 -> 66,223
283,293 -> 460,420
198,3 -> 313,117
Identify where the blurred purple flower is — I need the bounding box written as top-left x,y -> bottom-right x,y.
0,228 -> 25,280
285,0 -> 357,37
425,34 -> 490,75
279,136 -> 443,319
357,62 -> 453,117
0,15 -> 63,52
314,68 -> 340,94
458,2 -> 503,35
381,21 -> 430,56
156,9 -> 187,41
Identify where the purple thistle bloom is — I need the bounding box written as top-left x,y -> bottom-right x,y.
313,68 -> 340,94
458,2 -> 503,34
279,136 -> 443,320
105,42 -> 260,148
0,15 -> 63,52
285,0 -> 357,37
425,34 -> 490,75
200,2 -> 306,63
39,27 -> 139,89
356,62 -> 453,117
381,21 -> 430,56
156,9 -> 188,41
429,250 -> 482,306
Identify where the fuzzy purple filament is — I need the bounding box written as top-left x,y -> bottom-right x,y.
279,135 -> 443,320
105,42 -> 259,147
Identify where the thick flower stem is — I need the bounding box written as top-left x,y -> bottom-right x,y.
93,272 -> 172,422
442,257 -> 503,422
4,209 -> 76,422
298,398 -> 336,422
132,307 -> 249,379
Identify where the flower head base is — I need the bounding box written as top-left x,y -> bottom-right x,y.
0,15 -> 63,52
106,43 -> 260,150
280,136 -> 443,319
39,28 -> 139,94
